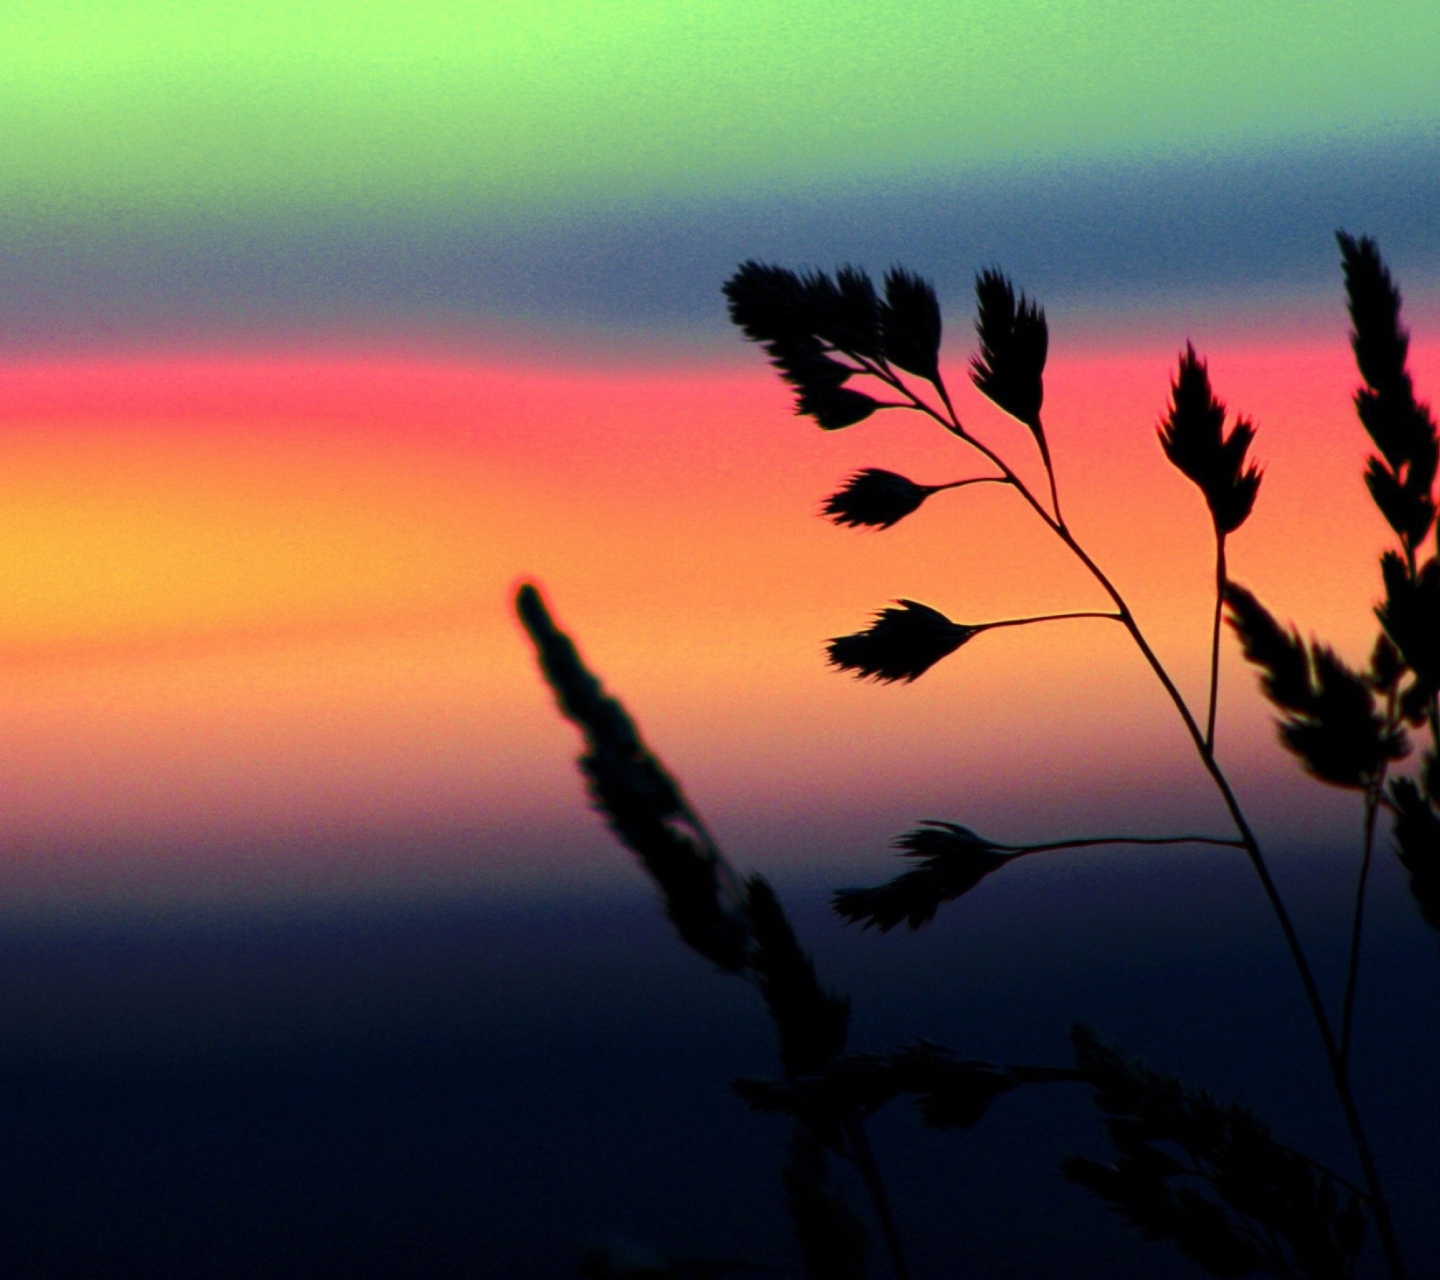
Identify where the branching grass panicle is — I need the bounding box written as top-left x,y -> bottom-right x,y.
518,234 -> 1436,1279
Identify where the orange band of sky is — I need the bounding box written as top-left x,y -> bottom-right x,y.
0,334 -> 1428,911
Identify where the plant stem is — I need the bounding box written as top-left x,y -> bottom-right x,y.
1007,834 -> 1246,856
881,372 -> 1410,1279
1342,781 -> 1383,1069
1035,424 -> 1064,527
1206,535 -> 1227,751
1342,684 -> 1398,1072
976,610 -> 1122,632
844,1119 -> 910,1280
931,476 -> 1009,493
1053,508 -> 1412,1280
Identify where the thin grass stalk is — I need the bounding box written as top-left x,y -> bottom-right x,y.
1045,466 -> 1410,1280
1342,683 -> 1402,1071
877,360 -> 1409,1280
1206,536 -> 1227,750
1035,426 -> 1063,527
1192,736 -> 1409,1280
931,477 -> 1008,494
976,610 -> 1122,632
1005,834 -> 1246,856
1342,783 -> 1384,1070
843,1120 -> 910,1280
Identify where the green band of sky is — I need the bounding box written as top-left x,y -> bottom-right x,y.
0,1 -> 1436,222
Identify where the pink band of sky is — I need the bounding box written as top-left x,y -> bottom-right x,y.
0,322 -> 1427,912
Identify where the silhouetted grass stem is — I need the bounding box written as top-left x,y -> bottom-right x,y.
883,363 -> 1410,1279
1342,766 -> 1388,1069
1005,834 -> 1245,856
844,1120 -> 910,1280
1206,536 -> 1227,750
1035,424 -> 1063,527
932,477 -> 1006,493
1058,508 -> 1411,1280
1342,669 -> 1404,1076
974,610 -> 1121,633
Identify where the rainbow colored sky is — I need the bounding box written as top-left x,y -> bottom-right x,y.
1,3 -> 1437,913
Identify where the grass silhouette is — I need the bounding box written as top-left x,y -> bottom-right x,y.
517,234 -> 1437,1280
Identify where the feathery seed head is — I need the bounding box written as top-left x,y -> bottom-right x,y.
822,468 -> 934,529
971,269 -> 1048,433
1158,344 -> 1262,536
827,600 -> 976,683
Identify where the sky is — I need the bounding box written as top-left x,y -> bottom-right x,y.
0,2 -> 1437,914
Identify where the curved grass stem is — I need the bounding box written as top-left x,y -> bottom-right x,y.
1006,834 -> 1247,856
1206,535 -> 1227,750
1034,424 -> 1064,528
976,610 -> 1123,632
1342,783 -> 1383,1069
931,476 -> 1009,494
1342,681 -> 1400,1073
879,376 -> 1411,1280
1048,493 -> 1411,1280
844,1119 -> 909,1280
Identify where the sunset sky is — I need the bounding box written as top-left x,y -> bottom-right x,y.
1,2 -> 1437,914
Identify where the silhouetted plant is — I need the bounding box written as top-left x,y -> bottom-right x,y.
833,824 -> 1242,933
519,235 -> 1433,1279
821,469 -> 1001,530
518,584 -> 892,1278
1063,1027 -> 1369,1280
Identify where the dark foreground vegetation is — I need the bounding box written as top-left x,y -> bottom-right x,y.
520,234 -> 1440,1279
